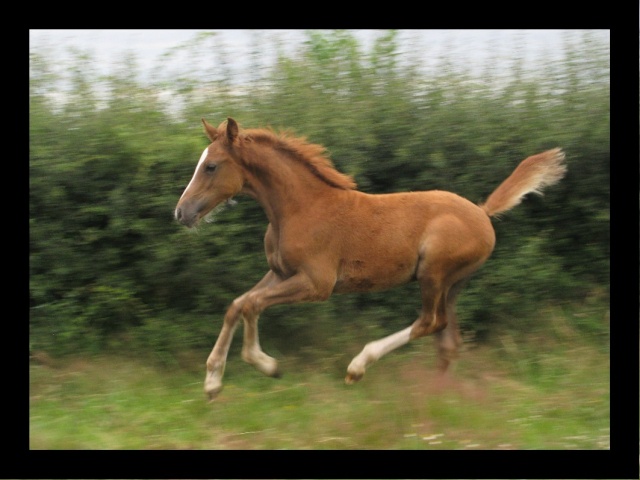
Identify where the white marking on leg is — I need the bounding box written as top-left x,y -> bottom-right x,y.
204,316 -> 239,398
347,326 -> 412,381
362,326 -> 412,363
179,147 -> 209,201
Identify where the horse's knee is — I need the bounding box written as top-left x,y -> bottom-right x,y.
240,291 -> 261,319
223,296 -> 247,326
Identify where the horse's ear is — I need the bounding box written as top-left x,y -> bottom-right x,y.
202,118 -> 218,142
226,117 -> 239,143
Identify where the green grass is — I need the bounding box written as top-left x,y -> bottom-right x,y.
30,313 -> 609,450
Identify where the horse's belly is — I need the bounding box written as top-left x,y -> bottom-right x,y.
333,254 -> 418,293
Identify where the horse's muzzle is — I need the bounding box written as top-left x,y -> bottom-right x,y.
174,206 -> 198,228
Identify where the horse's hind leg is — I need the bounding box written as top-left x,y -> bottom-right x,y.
345,263 -> 476,384
434,279 -> 466,375
345,325 -> 414,384
345,276 -> 446,384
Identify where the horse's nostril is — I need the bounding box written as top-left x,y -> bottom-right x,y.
175,207 -> 182,221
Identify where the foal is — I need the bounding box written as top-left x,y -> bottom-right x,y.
175,117 -> 566,400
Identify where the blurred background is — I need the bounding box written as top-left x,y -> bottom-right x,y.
29,29 -> 610,450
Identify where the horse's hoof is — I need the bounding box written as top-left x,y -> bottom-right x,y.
344,372 -> 363,385
206,385 -> 223,402
204,376 -> 223,401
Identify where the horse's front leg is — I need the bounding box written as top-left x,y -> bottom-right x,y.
205,271 -> 277,401
206,269 -> 333,400
204,296 -> 243,401
241,271 -> 282,378
241,270 -> 333,370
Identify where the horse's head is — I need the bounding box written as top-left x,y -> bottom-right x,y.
175,117 -> 245,228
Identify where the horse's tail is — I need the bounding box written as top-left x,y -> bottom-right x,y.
480,148 -> 566,217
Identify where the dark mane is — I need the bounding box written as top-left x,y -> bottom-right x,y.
241,128 -> 357,190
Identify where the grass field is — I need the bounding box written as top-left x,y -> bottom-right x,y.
30,311 -> 609,450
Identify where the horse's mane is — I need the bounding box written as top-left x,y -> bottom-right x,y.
239,127 -> 357,190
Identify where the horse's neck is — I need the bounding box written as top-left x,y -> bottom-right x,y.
240,148 -> 337,226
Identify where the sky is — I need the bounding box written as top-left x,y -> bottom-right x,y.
29,29 -> 610,86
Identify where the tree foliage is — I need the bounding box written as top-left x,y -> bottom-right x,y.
29,30 -> 609,356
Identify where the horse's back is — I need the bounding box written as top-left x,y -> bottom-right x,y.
345,189 -> 494,246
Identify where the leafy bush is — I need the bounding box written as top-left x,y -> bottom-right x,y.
29,30 -> 609,356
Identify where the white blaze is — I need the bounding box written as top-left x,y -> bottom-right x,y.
179,147 -> 209,201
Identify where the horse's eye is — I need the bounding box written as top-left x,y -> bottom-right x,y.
205,163 -> 217,173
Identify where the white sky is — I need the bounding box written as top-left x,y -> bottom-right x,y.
29,29 -> 610,85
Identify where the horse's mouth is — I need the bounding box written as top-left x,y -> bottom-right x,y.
174,198 -> 237,227
176,213 -> 199,228
205,198 -> 238,223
